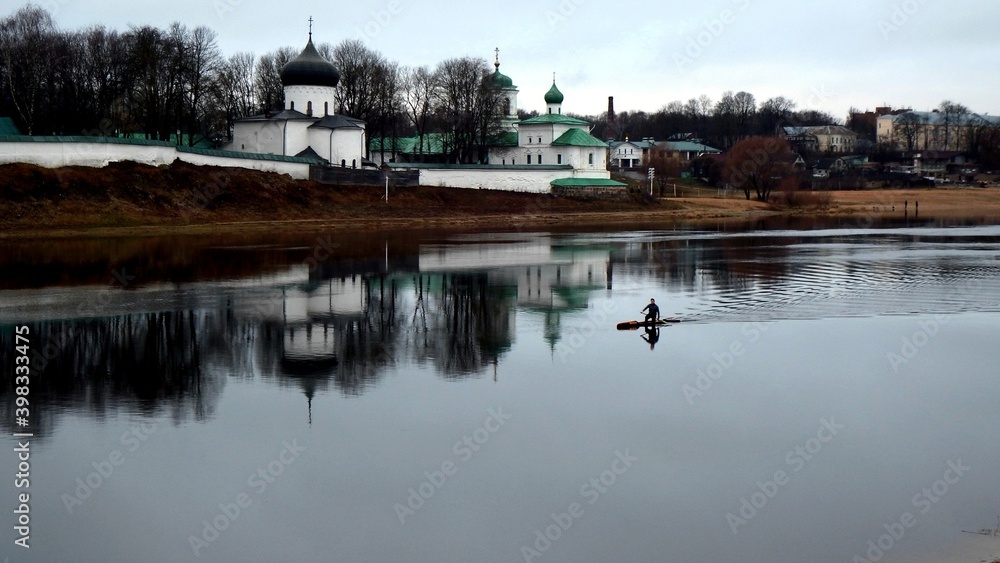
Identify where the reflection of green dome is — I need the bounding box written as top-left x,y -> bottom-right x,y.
492,67 -> 514,88
544,82 -> 564,104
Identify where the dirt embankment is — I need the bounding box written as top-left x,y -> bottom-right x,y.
1,161 -> 999,238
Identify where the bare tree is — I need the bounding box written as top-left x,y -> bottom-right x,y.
937,100 -> 970,151
433,57 -> 504,164
0,6 -> 57,134
400,65 -> 437,161
894,112 -> 925,152
254,47 -> 295,113
723,136 -> 795,202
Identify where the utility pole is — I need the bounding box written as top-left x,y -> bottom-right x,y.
648,167 -> 655,196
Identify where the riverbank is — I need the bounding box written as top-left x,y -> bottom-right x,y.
3,161 -> 1000,238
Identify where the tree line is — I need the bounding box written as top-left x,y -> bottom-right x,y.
0,5 -> 506,163
3,5 -> 998,166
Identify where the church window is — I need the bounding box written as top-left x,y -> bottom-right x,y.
290,101 -> 295,110
307,101 -> 313,116
538,155 -> 543,164
589,153 -> 594,165
324,102 -> 329,116
527,155 -> 532,164
557,154 -> 562,164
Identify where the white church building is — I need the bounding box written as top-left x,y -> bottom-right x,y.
227,32 -> 622,194
226,31 -> 368,168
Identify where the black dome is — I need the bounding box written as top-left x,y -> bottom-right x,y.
280,38 -> 340,88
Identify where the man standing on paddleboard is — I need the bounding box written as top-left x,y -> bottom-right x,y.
641,298 -> 660,324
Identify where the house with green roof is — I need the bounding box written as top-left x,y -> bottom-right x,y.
485,77 -> 622,191
372,59 -> 624,194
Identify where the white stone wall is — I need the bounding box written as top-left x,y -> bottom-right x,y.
284,85 -> 337,117
416,167 -> 569,192
0,140 -> 312,179
309,127 -> 365,167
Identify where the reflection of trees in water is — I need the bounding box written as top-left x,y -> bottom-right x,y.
412,274 -> 515,377
0,312 -> 223,438
0,270 -> 522,433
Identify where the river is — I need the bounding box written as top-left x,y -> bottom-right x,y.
2,218 -> 999,562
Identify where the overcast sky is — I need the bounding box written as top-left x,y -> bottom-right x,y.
19,0 -> 1000,120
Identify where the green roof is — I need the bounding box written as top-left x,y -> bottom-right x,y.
370,134 -> 448,155
551,128 -> 607,147
519,113 -> 590,126
544,82 -> 564,104
0,117 -> 21,135
495,131 -> 518,147
550,178 -> 626,187
491,68 -> 514,88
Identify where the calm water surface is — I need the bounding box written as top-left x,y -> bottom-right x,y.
2,220 -> 1000,563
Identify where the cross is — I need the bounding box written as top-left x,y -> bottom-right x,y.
552,72 -> 556,83
494,47 -> 500,68
308,16 -> 313,39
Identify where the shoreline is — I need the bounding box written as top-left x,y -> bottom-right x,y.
3,162 -> 1000,239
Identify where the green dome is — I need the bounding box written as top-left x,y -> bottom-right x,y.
491,68 -> 514,88
544,82 -> 564,104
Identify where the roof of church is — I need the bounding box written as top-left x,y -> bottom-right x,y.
519,114 -> 589,126
544,82 -> 564,104
281,37 -> 340,88
551,128 -> 607,148
309,115 -> 365,130
295,146 -> 327,162
239,109 -> 316,122
492,69 -> 514,89
0,117 -> 21,135
550,178 -> 626,187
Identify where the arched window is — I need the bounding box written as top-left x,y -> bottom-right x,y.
324,102 -> 329,116
307,101 -> 313,117
290,101 -> 295,111
352,159 -> 357,169
503,97 -> 511,115
341,159 -> 346,168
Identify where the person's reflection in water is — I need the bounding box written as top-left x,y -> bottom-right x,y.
641,326 -> 660,350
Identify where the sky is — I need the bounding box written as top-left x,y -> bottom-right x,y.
12,0 -> 1000,120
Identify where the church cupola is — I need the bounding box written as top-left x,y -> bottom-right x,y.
490,48 -> 519,131
281,19 -> 339,116
545,76 -> 564,115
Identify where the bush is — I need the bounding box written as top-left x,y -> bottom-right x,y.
769,187 -> 833,210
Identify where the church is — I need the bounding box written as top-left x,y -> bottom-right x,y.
226,28 -> 369,168
229,28 -> 622,193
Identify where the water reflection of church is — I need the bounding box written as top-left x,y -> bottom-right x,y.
224,237 -> 612,397
1,236 -> 613,436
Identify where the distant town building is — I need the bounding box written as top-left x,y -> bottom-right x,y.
781,125 -> 858,154
609,138 -> 657,168
656,140 -> 722,161
876,110 -> 1000,152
